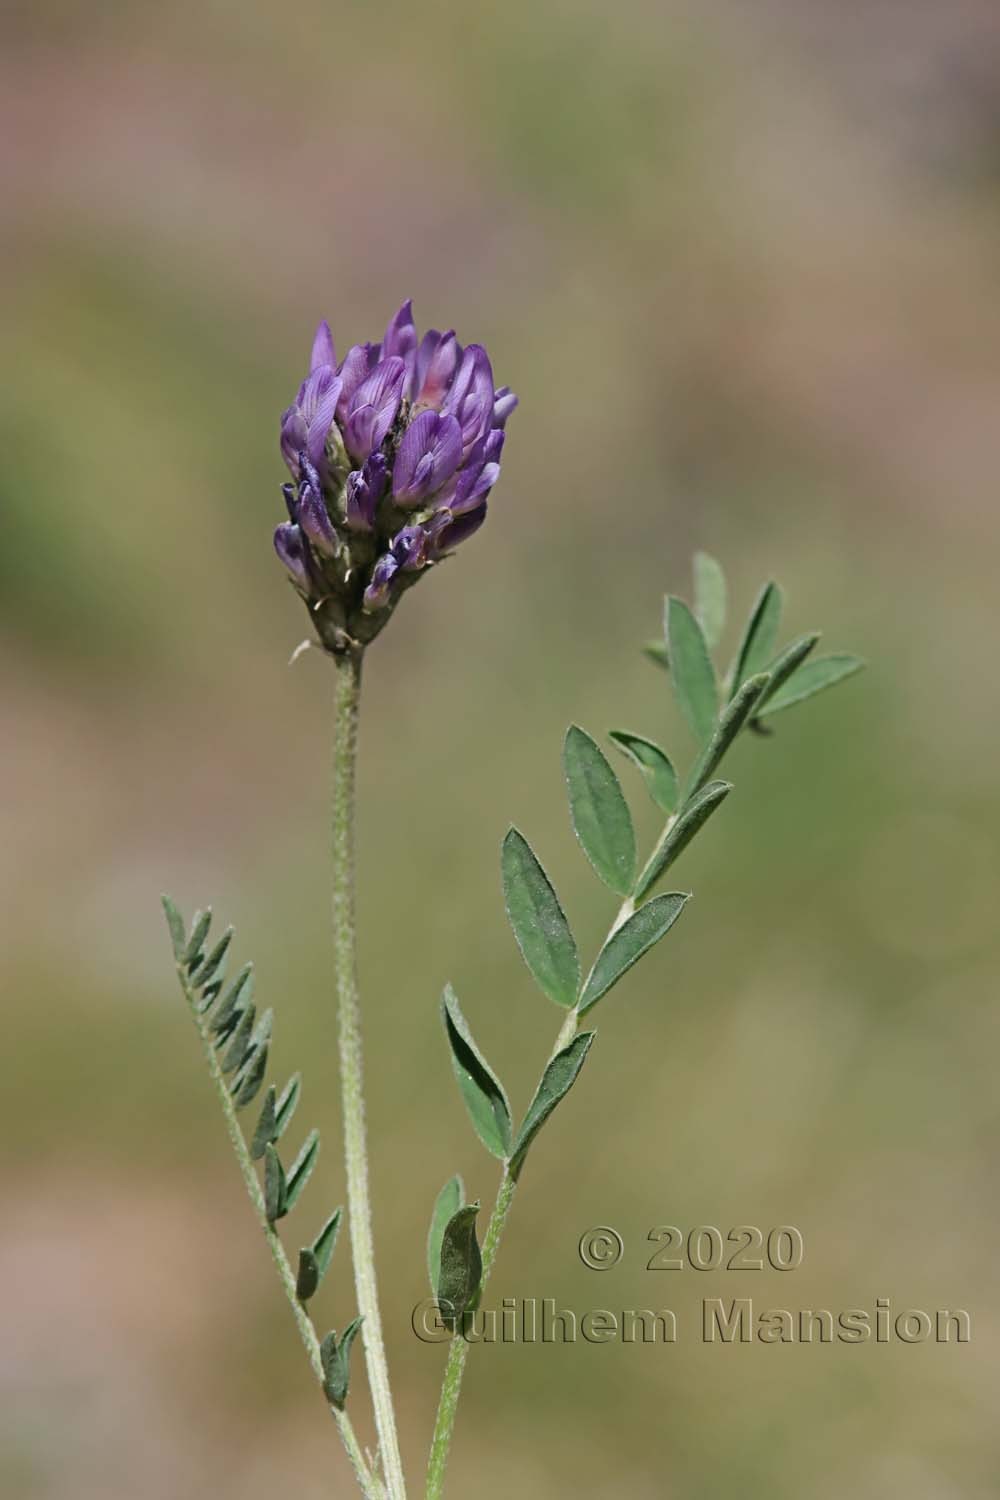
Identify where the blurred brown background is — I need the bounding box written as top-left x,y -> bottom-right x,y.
3,2 -> 999,1496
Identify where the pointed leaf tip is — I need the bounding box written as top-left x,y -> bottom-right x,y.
509,1031 -> 596,1178
730,581 -> 783,696
161,895 -> 185,961
758,653 -> 865,717
634,780 -> 732,901
437,1203 -> 482,1330
321,1315 -> 364,1407
579,893 -> 690,1014
284,1129 -> 320,1212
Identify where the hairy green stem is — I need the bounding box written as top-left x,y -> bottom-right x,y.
332,650 -> 408,1500
179,969 -> 380,1499
425,1169 -> 517,1499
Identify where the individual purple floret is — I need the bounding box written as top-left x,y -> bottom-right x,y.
274,300 -> 516,651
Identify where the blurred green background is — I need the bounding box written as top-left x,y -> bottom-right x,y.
4,1 -> 999,1496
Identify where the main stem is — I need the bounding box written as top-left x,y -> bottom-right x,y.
425,1170 -> 517,1500
332,650 -> 407,1500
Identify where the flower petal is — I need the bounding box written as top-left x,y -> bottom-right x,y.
392,410 -> 463,505
412,330 -> 460,410
310,319 -> 336,373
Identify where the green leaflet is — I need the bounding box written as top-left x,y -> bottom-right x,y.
233,1042 -> 268,1109
274,1074 -> 302,1139
184,908 -> 212,970
209,964 -> 254,1038
321,1316 -> 363,1408
758,653 -> 865,717
437,1203 -> 482,1330
730,581 -> 782,696
563,726 -> 637,895
578,894 -> 690,1015
643,638 -> 669,670
633,780 -> 732,901
162,895 -> 186,962
220,1002 -> 257,1073
250,1086 -> 277,1161
665,596 -> 718,743
609,730 -> 678,814
296,1248 -> 321,1302
285,1128 -> 320,1212
427,1175 -> 465,1295
190,927 -> 232,987
502,828 -> 579,1008
509,1031 -> 596,1178
296,1207 -> 342,1302
441,985 -> 512,1159
684,673 -> 770,798
264,1143 -> 287,1223
693,552 -> 727,649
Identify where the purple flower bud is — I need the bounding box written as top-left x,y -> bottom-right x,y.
274,522 -> 311,590
345,453 -> 389,532
430,502 -> 488,554
493,386 -> 518,427
391,524 -> 429,572
342,356 -> 406,463
280,367 -> 342,479
449,429 -> 503,515
281,482 -> 299,521
310,319 -> 336,373
363,552 -> 400,612
443,344 -> 495,455
411,330 -> 460,410
382,299 -> 418,381
297,482 -> 338,557
392,410 -> 463,507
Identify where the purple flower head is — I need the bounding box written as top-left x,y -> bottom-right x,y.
341,356 -> 405,464
274,301 -> 515,648
344,453 -> 389,532
392,410 -> 463,508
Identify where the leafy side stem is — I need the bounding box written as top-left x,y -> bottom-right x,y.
331,650 -> 408,1500
425,1169 -> 517,1500
177,966 -> 380,1499
427,806 -> 678,1495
